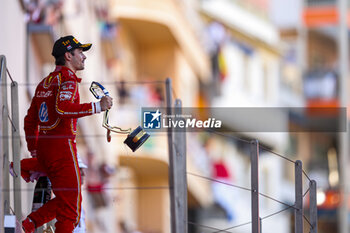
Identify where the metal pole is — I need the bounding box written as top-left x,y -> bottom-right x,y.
260,217 -> 262,232
11,82 -> 22,221
0,55 -> 7,233
1,55 -> 10,219
0,56 -> 4,233
338,0 -> 349,232
166,78 -> 176,233
173,99 -> 187,233
295,160 -> 303,233
309,180 -> 318,233
250,140 -> 260,233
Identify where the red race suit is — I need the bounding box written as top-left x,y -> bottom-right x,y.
24,66 -> 100,233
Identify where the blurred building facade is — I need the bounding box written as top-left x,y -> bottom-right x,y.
271,0 -> 348,232
191,0 -> 293,232
108,0 -> 212,232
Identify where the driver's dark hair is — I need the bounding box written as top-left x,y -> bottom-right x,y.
54,50 -> 75,66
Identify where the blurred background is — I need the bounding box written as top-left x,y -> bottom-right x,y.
0,0 -> 349,232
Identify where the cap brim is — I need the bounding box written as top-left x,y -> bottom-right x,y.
80,43 -> 92,51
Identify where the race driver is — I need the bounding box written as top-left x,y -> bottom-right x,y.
22,35 -> 113,233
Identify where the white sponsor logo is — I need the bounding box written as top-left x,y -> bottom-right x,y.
59,91 -> 72,101
37,91 -> 53,98
61,85 -> 75,90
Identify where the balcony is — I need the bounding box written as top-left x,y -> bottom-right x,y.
303,0 -> 350,27
110,0 -> 210,80
306,0 -> 337,7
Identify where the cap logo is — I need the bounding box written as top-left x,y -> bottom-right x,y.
67,45 -> 72,50
73,38 -> 79,44
62,40 -> 70,46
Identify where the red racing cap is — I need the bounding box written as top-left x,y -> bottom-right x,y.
52,35 -> 92,57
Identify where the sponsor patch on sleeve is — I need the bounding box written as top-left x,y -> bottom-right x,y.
59,91 -> 73,101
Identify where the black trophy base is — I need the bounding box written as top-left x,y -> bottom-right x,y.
124,126 -> 150,152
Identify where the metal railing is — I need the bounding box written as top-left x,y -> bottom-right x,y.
1,55 -> 22,232
164,78 -> 318,233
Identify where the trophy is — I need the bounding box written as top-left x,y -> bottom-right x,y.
90,81 -> 150,152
